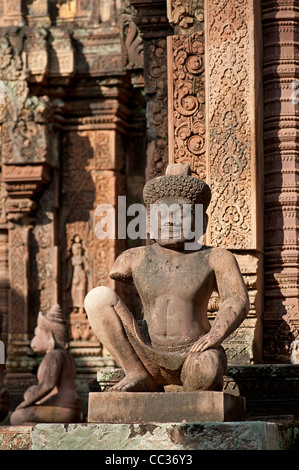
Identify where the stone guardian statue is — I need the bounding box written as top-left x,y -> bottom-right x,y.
84,163 -> 249,393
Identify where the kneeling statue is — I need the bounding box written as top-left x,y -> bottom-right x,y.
85,164 -> 249,393
10,305 -> 81,424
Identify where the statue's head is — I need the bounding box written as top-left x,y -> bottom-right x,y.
143,163 -> 211,248
31,304 -> 68,354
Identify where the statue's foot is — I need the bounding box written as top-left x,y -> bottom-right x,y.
107,373 -> 159,393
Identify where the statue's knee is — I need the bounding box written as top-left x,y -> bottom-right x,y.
10,408 -> 25,425
182,349 -> 226,391
84,286 -> 119,317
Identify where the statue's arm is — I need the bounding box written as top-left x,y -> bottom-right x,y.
109,248 -> 139,284
190,249 -> 249,353
16,350 -> 63,409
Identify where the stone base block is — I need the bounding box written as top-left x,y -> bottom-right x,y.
30,421 -> 295,450
0,425 -> 33,450
88,391 -> 246,423
0,421 -> 296,450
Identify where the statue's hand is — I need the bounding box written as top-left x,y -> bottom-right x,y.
189,332 -> 221,354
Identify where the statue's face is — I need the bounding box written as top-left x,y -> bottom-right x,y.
149,197 -> 197,248
31,326 -> 53,354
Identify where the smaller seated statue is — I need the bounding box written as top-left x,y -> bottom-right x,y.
10,305 -> 81,425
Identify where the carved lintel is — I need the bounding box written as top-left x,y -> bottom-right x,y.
2,164 -> 51,224
3,164 -> 51,199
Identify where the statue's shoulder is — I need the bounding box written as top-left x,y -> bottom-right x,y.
110,246 -> 146,282
42,348 -> 65,365
207,246 -> 237,269
115,246 -> 146,263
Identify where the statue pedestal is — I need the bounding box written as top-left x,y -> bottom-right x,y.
87,391 -> 246,423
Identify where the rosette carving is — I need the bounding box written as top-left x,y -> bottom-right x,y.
168,32 -> 205,179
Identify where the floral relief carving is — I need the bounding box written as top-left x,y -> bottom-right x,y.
144,38 -> 169,180
207,0 -> 252,248
168,32 -> 205,179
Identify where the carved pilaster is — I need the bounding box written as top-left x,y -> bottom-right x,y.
204,0 -> 264,363
205,0 -> 263,252
6,223 -> 36,373
131,1 -> 172,179
166,1 -> 205,178
262,0 -> 299,362
58,80 -> 130,375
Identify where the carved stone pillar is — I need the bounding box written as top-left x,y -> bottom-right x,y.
167,0 -> 205,179
58,79 -> 131,386
262,0 -> 299,362
131,0 -> 173,180
204,0 -> 264,363
164,1 -> 263,363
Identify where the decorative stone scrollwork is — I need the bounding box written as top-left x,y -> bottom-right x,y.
168,0 -> 204,34
206,0 -> 256,249
168,32 -> 205,179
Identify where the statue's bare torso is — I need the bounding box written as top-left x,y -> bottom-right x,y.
110,243 -> 247,352
116,244 -> 215,347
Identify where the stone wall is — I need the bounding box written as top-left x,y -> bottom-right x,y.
0,0 -> 146,411
0,0 -> 298,412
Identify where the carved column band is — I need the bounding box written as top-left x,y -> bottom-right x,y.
262,0 -> 299,362
204,0 -> 264,362
167,0 -> 205,179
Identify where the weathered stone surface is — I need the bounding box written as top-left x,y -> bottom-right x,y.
0,425 -> 32,450
88,391 -> 246,424
224,364 -> 299,419
30,421 -> 293,450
